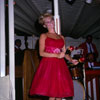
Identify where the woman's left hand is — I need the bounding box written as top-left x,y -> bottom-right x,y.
72,59 -> 79,65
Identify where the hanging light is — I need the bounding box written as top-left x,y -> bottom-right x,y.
65,0 -> 76,5
46,9 -> 52,14
44,9 -> 52,14
85,0 -> 92,4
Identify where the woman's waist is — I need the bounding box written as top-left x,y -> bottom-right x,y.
41,57 -> 64,61
45,47 -> 62,53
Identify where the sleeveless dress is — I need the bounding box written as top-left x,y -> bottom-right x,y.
29,37 -> 74,98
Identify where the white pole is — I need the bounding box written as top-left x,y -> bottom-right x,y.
8,0 -> 15,100
54,0 -> 58,15
83,64 -> 87,100
54,0 -> 61,35
0,0 -> 6,77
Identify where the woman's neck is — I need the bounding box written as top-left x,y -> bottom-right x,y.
48,28 -> 55,34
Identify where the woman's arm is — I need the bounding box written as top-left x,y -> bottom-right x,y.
65,54 -> 73,62
39,34 -> 64,58
65,54 -> 79,65
62,36 -> 78,65
60,35 -> 66,53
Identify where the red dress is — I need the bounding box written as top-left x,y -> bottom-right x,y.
29,37 -> 74,98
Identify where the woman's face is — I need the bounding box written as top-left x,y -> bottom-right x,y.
43,16 -> 54,29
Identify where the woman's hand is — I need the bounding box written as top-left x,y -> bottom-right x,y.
58,52 -> 65,58
72,59 -> 79,65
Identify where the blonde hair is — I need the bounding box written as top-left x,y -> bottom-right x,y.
39,13 -> 53,25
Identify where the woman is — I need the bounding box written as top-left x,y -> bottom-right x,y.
29,13 -> 78,100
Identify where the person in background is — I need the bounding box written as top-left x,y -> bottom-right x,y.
15,39 -> 22,52
15,39 -> 24,65
29,13 -> 78,100
78,35 -> 98,61
15,39 -> 24,100
85,53 -> 100,70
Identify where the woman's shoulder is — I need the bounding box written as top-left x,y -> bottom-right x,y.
59,35 -> 64,39
40,33 -> 48,40
40,33 -> 47,37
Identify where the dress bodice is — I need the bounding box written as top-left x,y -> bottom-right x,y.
45,37 -> 64,53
